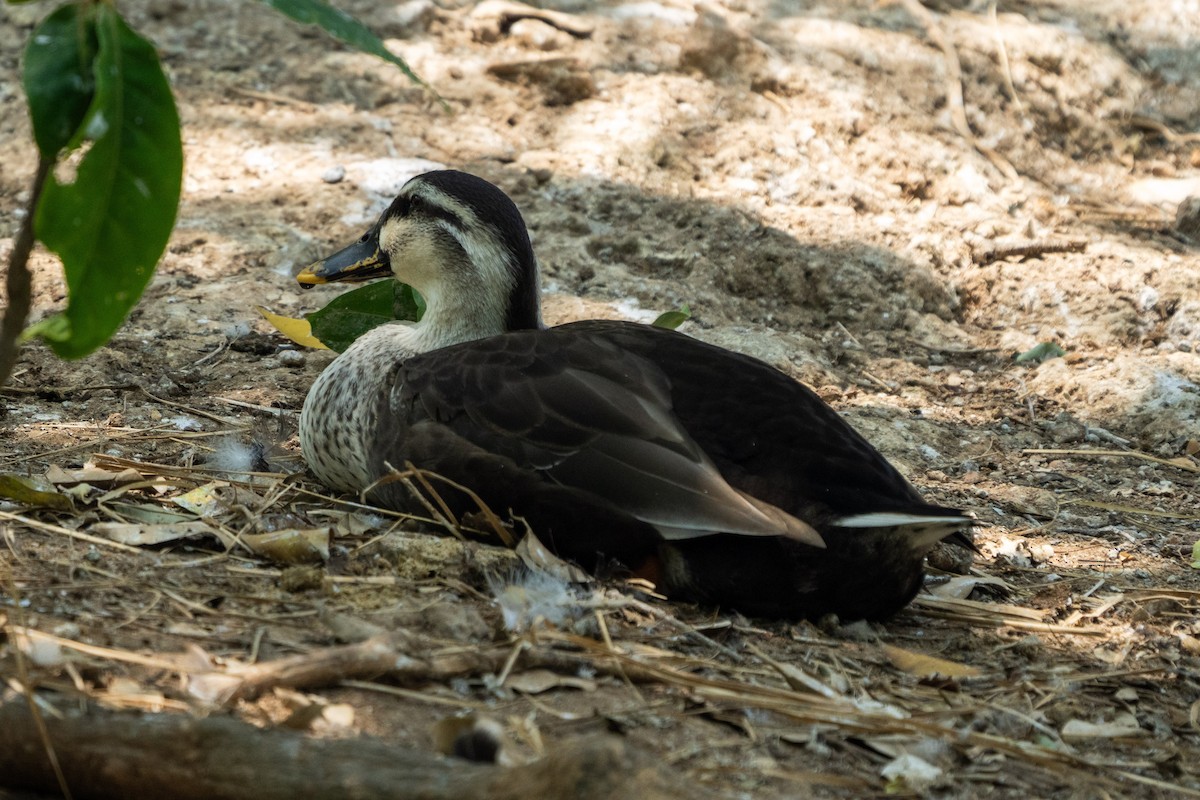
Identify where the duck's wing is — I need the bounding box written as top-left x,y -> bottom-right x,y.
385,329 -> 823,547
556,321 -> 940,511
553,320 -> 973,554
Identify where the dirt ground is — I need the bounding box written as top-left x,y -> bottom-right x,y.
2,0 -> 1200,796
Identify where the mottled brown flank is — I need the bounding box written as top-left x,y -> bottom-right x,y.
301,325 -> 411,492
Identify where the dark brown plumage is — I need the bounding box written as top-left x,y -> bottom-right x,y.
299,170 -> 972,620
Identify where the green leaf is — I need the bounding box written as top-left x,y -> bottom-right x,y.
21,314 -> 69,344
307,280 -> 424,352
258,0 -> 428,90
23,3 -> 98,157
1190,539 -> 1200,569
1013,341 -> 1066,364
394,282 -> 425,322
652,305 -> 691,330
32,5 -> 183,359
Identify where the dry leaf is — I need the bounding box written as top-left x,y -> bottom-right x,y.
929,575 -> 1012,599
881,753 -> 943,792
913,594 -> 1047,621
45,465 -> 142,489
102,502 -> 197,525
515,530 -> 590,583
106,677 -> 145,697
1061,715 -> 1144,741
0,474 -> 74,511
506,668 -> 597,694
185,671 -> 244,706
93,520 -> 217,546
172,482 -> 227,517
242,528 -> 331,564
882,644 -> 982,679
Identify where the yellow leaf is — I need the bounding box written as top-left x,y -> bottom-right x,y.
257,306 -> 329,350
882,644 -> 982,679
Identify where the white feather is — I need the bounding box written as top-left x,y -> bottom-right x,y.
834,512 -> 971,528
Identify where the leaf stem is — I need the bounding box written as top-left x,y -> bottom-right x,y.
0,154 -> 52,389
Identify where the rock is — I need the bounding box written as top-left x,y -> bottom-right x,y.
486,58 -> 596,106
1174,195 -> 1200,241
678,9 -> 760,79
510,18 -> 570,51
279,349 -> 306,368
389,0 -> 435,33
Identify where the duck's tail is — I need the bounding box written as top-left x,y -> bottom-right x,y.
833,507 -> 974,554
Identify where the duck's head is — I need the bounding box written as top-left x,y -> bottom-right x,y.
297,170 -> 542,333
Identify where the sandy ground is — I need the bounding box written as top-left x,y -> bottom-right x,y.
2,0 -> 1200,796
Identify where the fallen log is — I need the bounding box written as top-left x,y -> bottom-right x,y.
0,700 -> 695,800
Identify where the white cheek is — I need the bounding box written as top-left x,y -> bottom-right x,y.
384,224 -> 439,287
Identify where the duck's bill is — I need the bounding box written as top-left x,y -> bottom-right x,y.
296,234 -> 392,287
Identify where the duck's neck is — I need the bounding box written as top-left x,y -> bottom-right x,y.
412,285 -> 507,352
407,260 -> 542,353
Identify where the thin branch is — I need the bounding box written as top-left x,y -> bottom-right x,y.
0,155 -> 52,389
974,237 -> 1088,265
899,0 -> 1019,182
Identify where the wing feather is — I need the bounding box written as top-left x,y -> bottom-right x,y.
392,329 -> 823,547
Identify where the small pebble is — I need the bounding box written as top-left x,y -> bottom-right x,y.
53,622 -> 82,639
322,165 -> 346,184
279,349 -> 306,368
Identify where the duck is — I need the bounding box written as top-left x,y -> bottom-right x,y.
296,170 -> 972,621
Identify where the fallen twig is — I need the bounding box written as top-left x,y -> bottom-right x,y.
471,0 -> 595,39
1024,448 -> 1199,474
899,0 -> 1019,182
987,0 -> 1023,115
974,238 -> 1088,265
1128,114 -> 1200,144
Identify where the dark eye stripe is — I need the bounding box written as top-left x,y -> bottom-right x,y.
425,204 -> 464,230
401,194 -> 462,231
